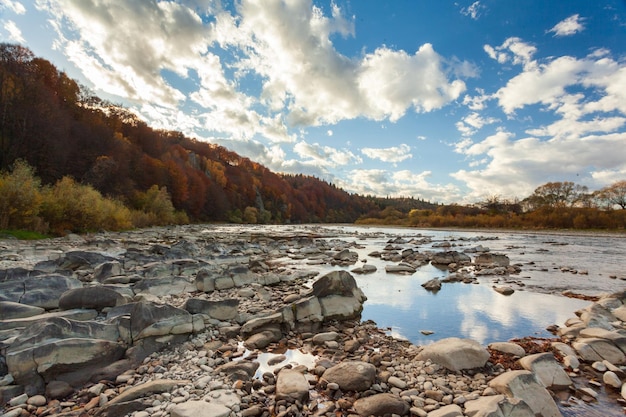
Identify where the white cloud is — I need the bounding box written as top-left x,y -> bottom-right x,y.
340,168 -> 461,202
327,130 -> 333,136
294,140 -> 361,167
0,0 -> 26,14
484,38 -> 537,69
2,20 -> 25,43
456,112 -> 498,137
460,1 -> 485,20
548,14 -> 585,37
361,144 -> 412,163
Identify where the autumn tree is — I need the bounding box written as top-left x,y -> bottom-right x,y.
597,180 -> 626,209
523,181 -> 588,210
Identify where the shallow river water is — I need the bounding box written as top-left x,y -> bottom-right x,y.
283,225 -> 626,346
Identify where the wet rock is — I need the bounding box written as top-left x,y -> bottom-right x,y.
422,278 -> 442,292
353,393 -> 408,416
431,251 -> 470,265
322,361 -> 376,391
573,338 -> 626,364
603,371 -> 622,388
416,338 -> 490,371
493,286 -> 514,296
475,253 -> 510,267
385,264 -> 416,274
216,360 -> 260,381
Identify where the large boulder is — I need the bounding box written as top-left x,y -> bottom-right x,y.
322,361 -> 376,392
416,337 -> 490,371
489,370 -> 562,417
573,337 -> 626,364
0,274 -> 82,309
6,317 -> 126,395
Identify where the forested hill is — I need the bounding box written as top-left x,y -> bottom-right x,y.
0,44 -> 436,225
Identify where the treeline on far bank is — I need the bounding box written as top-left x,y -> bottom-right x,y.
357,180 -> 626,230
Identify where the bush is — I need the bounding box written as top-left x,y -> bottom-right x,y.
0,160 -> 44,230
40,177 -> 132,234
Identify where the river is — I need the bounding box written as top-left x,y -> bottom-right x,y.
283,225 -> 626,346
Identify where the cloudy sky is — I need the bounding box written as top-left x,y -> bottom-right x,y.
2,0 -> 625,203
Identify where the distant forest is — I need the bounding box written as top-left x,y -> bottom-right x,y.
1,44 -> 624,235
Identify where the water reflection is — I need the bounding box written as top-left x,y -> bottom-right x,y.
359,276 -> 590,345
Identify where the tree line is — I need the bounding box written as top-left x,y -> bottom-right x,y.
357,181 -> 626,230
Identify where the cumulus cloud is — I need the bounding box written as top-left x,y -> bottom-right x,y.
2,20 -> 25,43
34,0 -> 469,153
548,14 -> 585,37
1,0 -> 26,14
454,37 -> 626,201
340,168 -> 461,202
361,144 -> 412,163
294,140 -> 362,167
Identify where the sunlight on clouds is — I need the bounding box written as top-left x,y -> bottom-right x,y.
549,14 -> 585,37
361,144 -> 412,163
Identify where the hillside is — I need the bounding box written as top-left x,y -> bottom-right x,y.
1,44 -> 436,225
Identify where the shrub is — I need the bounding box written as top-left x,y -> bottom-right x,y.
0,160 -> 44,230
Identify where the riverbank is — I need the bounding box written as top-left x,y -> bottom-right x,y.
1,224 -> 625,417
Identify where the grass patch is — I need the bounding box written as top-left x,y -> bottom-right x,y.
0,229 -> 51,240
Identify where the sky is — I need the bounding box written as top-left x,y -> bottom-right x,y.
1,0 -> 626,204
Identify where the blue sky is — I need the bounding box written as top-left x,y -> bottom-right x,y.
1,0 -> 625,203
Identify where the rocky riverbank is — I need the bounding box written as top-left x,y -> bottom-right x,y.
1,224 -> 626,417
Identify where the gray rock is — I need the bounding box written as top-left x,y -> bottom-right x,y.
464,394 -> 535,417
493,286 -> 514,296
489,370 -> 562,417
475,253 -> 510,267
353,393 -> 409,416
518,352 -> 572,389
422,278 -> 442,292
183,298 -> 239,321
573,338 -> 626,364
59,286 -> 126,311
216,360 -> 260,381
416,337 -> 489,371
170,401 -> 230,417
0,274 -> 82,309
322,361 -> 376,392
431,251 -> 471,265
425,404 -> 463,417
128,301 -> 194,340
385,264 -> 416,274
0,308 -> 98,331
107,379 -> 189,405
488,342 -> 525,357
244,328 -> 282,349
603,371 -> 622,388
276,369 -> 309,402
0,301 -> 45,319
